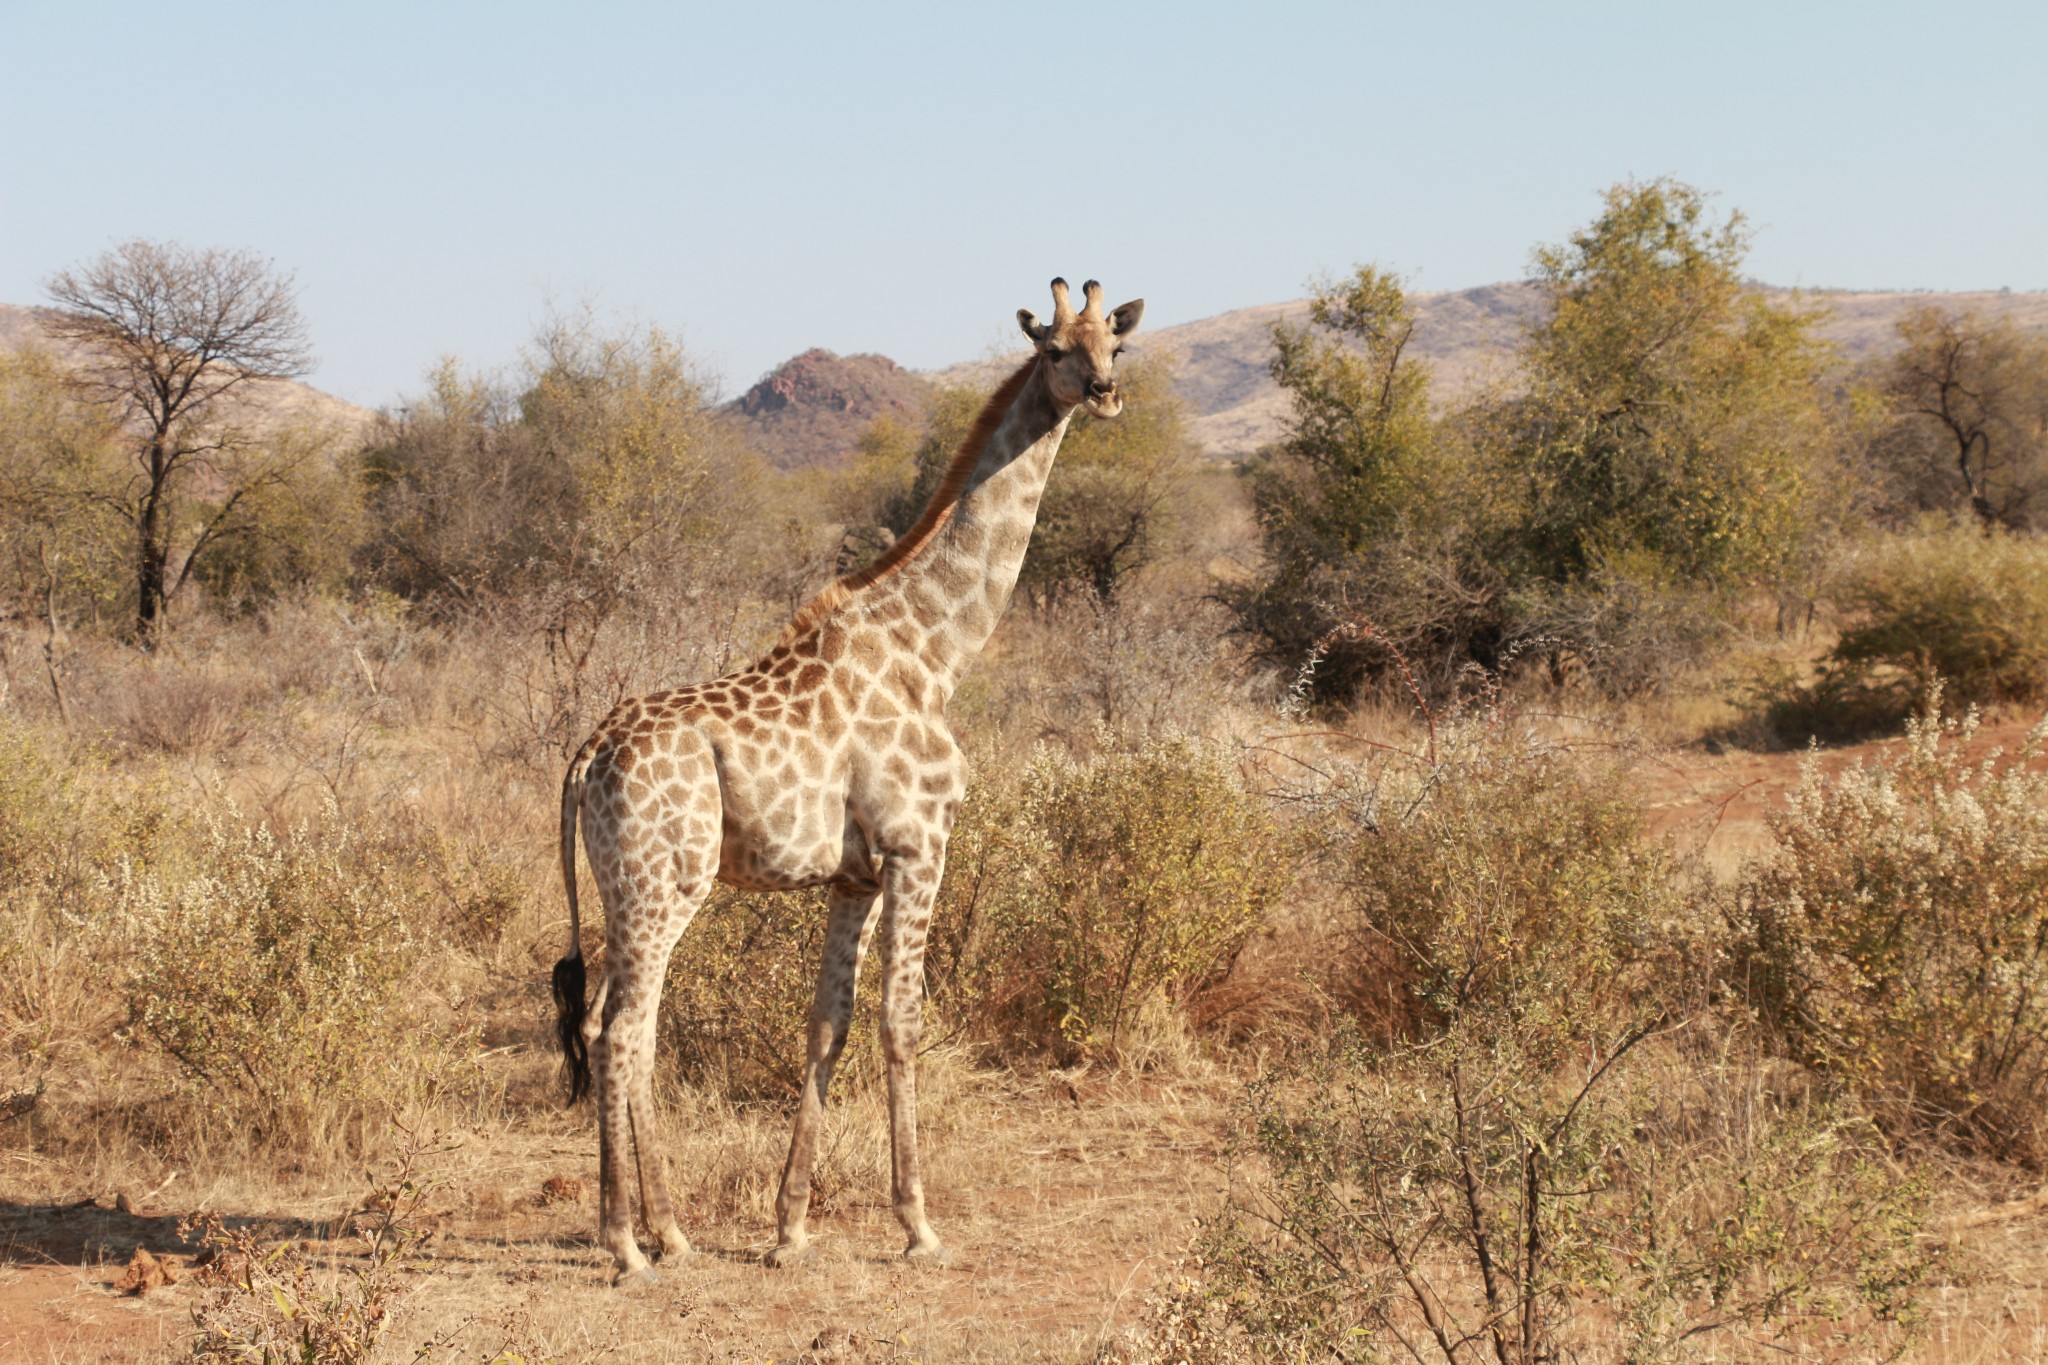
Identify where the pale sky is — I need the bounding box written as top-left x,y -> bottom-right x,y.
3,1 -> 2043,408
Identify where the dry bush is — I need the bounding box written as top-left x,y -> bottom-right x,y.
0,717 -> 169,1121
1733,694 -> 2048,1164
942,731 -> 1291,1064
962,591 -> 1261,745
184,1124 -> 538,1365
659,885 -> 860,1101
116,803 -> 486,1162
1115,717 -> 1926,1363
1139,1027 -> 1925,1364
1319,718 -> 1690,1046
1748,521 -> 2048,744
93,654 -> 259,755
653,731 -> 1288,1091
1830,520 -> 2048,707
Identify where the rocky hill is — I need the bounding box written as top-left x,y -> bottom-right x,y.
929,283 -> 2048,458
723,347 -> 932,470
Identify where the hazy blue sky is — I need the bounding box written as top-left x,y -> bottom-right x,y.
3,1 -> 2043,407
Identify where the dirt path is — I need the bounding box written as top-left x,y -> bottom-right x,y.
0,1069 -> 1227,1363
1641,716 -> 2044,877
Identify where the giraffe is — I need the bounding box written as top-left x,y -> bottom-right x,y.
551,278 -> 1144,1283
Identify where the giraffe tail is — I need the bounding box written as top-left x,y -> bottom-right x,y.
551,737 -> 599,1104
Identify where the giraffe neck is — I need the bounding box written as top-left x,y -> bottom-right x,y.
843,362 -> 1072,696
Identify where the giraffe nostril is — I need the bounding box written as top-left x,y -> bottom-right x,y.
1089,378 -> 1115,398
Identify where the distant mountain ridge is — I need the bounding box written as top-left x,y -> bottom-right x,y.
0,301 -> 375,439
15,285 -> 2046,470
926,282 -> 2048,458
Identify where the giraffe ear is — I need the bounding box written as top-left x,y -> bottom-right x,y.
1110,299 -> 1145,337
1017,308 -> 1050,343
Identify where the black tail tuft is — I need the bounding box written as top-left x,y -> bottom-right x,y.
552,951 -> 590,1103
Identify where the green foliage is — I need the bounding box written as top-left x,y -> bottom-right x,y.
119,807 -> 474,1153
0,347 -> 129,622
813,414 -> 923,574
1734,695 -> 2048,1163
1489,178 -> 1831,691
1024,353 -> 1197,604
1830,519 -> 2048,706
951,733 -> 1289,1062
886,385 -> 986,538
1229,267 -> 1495,700
1237,183 -> 1835,704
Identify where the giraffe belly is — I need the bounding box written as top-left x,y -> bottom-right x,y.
712,791 -> 865,892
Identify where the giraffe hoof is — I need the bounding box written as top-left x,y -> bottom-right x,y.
763,1240 -> 814,1270
612,1263 -> 662,1289
903,1242 -> 953,1268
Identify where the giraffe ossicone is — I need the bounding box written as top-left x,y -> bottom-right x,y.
551,277 -> 1144,1282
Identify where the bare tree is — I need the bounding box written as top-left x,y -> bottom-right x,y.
43,240 -> 313,642
1868,306 -> 2048,530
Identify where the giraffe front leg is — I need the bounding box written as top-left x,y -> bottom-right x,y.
768,888 -> 879,1268
878,858 -> 949,1265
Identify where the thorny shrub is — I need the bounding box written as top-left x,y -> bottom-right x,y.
1829,519 -> 2048,707
119,805 -> 482,1157
1321,718 -> 1690,1048
953,731 -> 1290,1063
1752,522 -> 2048,742
661,884 -> 851,1101
1734,692 -> 2048,1164
1114,1027 -> 1925,1364
185,1125 -> 537,1364
1114,709 -> 1927,1363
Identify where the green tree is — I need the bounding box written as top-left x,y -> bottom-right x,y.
0,347 -> 128,625
886,385 -> 986,539
1023,352 -> 1195,605
1227,267 -> 1492,700
1862,306 -> 2048,528
1492,178 -> 1830,687
1512,180 -> 1824,583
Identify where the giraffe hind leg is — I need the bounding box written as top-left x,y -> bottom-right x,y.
630,995 -> 693,1262
591,878 -> 708,1284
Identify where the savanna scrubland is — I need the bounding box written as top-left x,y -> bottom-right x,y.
4,180 -> 2048,1362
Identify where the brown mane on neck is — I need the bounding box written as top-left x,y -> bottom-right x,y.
778,357 -> 1040,642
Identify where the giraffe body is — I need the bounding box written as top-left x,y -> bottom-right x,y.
553,280 -> 1143,1281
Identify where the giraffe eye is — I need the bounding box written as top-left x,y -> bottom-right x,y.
1045,346 -> 1067,361
1112,345 -> 1125,359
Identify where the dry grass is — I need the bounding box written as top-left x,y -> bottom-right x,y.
4,600 -> 2048,1362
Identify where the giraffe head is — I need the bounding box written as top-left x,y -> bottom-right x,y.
1016,277 -> 1143,418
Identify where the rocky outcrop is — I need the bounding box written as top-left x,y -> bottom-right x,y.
726,348 -> 933,469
